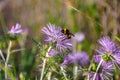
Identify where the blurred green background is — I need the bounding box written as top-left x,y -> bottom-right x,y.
0,0 -> 119,38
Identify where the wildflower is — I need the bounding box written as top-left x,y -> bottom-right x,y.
8,23 -> 23,35
23,28 -> 29,34
89,36 -> 120,80
90,59 -> 114,80
72,32 -> 85,43
62,51 -> 89,67
41,24 -> 72,52
96,36 -> 117,54
96,36 -> 120,67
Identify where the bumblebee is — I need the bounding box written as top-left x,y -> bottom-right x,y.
61,28 -> 74,39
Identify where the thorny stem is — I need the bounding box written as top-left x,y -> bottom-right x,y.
93,59 -> 103,80
60,66 -> 68,80
5,41 -> 12,79
40,46 -> 52,80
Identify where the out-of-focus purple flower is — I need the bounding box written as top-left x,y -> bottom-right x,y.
41,24 -> 72,52
48,50 -> 59,56
95,36 -> 120,66
23,28 -> 29,34
62,51 -> 89,67
72,32 -> 85,43
90,62 -> 114,80
8,23 -> 23,35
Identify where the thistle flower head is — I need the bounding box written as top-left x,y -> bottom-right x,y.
97,36 -> 117,54
62,51 -> 89,67
90,36 -> 120,80
95,36 -> 120,66
8,23 -> 23,35
42,24 -> 62,42
90,61 -> 114,80
41,24 -> 72,52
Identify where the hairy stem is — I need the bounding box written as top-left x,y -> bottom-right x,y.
0,50 -> 5,62
60,66 -> 68,80
48,72 -> 52,80
40,46 -> 51,80
73,65 -> 78,80
5,41 -> 12,79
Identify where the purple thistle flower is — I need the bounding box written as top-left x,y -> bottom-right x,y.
62,51 -> 89,67
41,24 -> 62,42
41,24 -> 72,52
72,32 -> 85,43
90,61 -> 114,80
90,36 -> 120,80
96,36 -> 117,54
8,23 -> 23,35
96,36 -> 120,66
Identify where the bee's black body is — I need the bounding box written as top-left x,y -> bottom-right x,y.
61,28 -> 74,39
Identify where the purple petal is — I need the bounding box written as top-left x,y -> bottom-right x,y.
93,55 -> 102,63
72,32 -> 85,43
98,36 -> 117,53
48,50 -> 59,56
8,23 -> 23,35
15,23 -> 21,30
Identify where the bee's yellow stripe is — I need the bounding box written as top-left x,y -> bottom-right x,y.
68,35 -> 71,37
64,28 -> 66,34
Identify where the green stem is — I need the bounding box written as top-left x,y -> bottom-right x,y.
48,72 -> 52,80
60,66 -> 68,80
5,41 -> 12,79
0,50 -> 5,62
73,65 -> 78,80
93,59 -> 103,80
87,63 -> 92,80
0,12 -> 7,34
40,46 -> 51,80
11,48 -> 25,53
